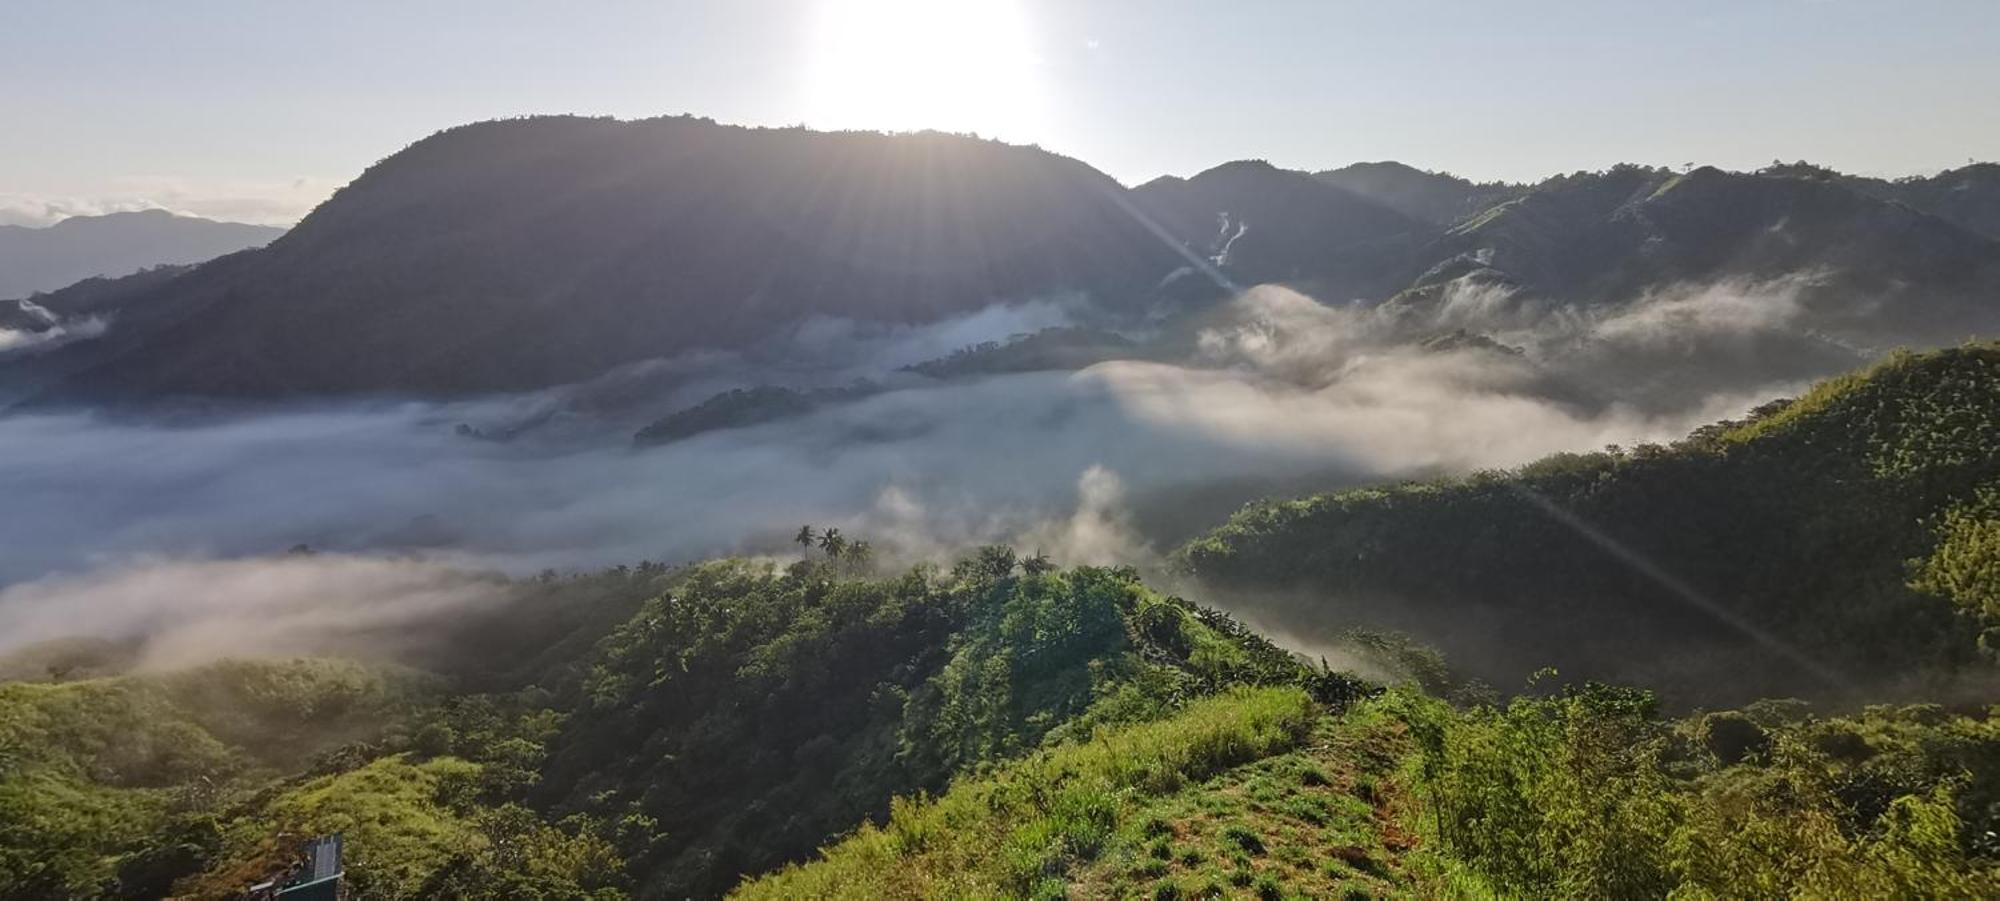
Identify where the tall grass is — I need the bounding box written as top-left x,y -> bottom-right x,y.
732,686 -> 1317,899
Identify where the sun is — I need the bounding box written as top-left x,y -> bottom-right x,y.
803,0 -> 1045,140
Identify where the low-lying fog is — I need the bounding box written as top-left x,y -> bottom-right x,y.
0,277 -> 1890,665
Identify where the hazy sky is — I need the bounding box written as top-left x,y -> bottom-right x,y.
3,0 -> 1995,225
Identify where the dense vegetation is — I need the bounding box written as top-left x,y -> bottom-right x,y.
6,349 -> 2000,898
3,553 -> 1995,898
0,659 -> 431,897
1393,682 -> 1999,897
1180,343 -> 2000,705
739,682 -> 1999,898
0,552 -> 1360,899
535,556 -> 1350,898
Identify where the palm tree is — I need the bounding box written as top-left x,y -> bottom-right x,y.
975,545 -> 1017,579
795,525 -> 816,561
845,540 -> 874,574
1021,550 -> 1054,576
818,528 -> 847,562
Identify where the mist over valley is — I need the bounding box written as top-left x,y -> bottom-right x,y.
5,29 -> 2000,893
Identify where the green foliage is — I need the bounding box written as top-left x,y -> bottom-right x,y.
543,557 -> 1329,898
1912,484 -> 2000,655
732,687 -> 1318,899
180,755 -> 622,899
0,658 -> 422,898
1389,685 -> 2000,897
6,489 -> 1993,901
1180,344 -> 2000,704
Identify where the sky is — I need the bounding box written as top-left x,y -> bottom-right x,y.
2,0 -> 1995,226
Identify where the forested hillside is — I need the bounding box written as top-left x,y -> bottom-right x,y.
0,554 -> 1362,899
535,557 -> 1351,898
4,542 -> 1996,898
6,332 -> 2000,901
1180,343 -> 2000,705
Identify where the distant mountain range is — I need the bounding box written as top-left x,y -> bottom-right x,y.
4,115 -> 1997,403
0,209 -> 282,301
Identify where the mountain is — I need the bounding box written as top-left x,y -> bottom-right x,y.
1391,164 -> 2000,344
1314,160 -> 1524,226
1766,160 -> 2000,240
35,116 -> 1185,400
1178,343 -> 2000,706
9,121 -> 1996,406
0,210 -> 281,301
1131,160 -> 1433,301
0,265 -> 199,404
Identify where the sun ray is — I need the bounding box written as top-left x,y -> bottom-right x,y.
803,0 -> 1044,140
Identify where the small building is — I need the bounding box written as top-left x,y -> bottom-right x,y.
246,834 -> 344,901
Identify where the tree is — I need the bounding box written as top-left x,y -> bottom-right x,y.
1021,550 -> 1054,576
845,540 -> 874,574
795,526 -> 816,561
818,528 -> 847,562
963,545 -> 1017,580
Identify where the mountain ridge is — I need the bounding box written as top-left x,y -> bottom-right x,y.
0,210 -> 281,302
6,115 -> 1997,405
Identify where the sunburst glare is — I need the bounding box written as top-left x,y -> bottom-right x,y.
802,0 -> 1045,140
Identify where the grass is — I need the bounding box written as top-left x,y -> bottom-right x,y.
731,686 -> 1318,899
0,658 -> 422,895
1066,700 -> 1423,900
178,754 -> 487,899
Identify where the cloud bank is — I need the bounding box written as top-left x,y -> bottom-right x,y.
0,277 -> 1890,664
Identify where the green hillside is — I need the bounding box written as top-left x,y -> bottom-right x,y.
6,350 -> 2000,898
1180,343 -> 2000,706
737,682 -> 1998,898
4,552 -> 1996,898
535,558 -> 1350,898
0,555 -> 1359,899
0,659 -> 434,897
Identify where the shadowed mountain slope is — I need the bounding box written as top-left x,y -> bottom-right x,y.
1132,160 -> 1434,301
43,116 -> 1186,399
1315,160 -> 1525,227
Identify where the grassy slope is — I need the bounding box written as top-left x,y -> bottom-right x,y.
0,659 -> 425,898
732,687 -> 1328,900
1062,703 -> 1424,900
538,560 -> 1343,899
736,682 -> 1999,899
